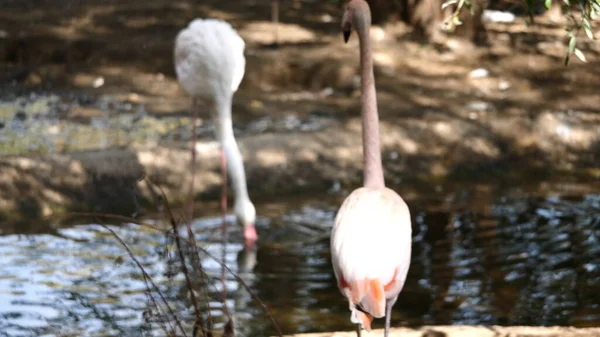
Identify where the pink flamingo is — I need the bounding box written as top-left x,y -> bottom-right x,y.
174,19 -> 258,249
330,1 -> 412,336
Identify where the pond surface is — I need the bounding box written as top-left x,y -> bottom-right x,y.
1,183 -> 599,336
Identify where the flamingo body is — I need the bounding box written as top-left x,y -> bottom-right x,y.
331,187 -> 411,329
175,19 -> 245,99
330,0 -> 412,334
174,19 -> 257,248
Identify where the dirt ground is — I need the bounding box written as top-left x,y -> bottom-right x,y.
0,0 -> 599,221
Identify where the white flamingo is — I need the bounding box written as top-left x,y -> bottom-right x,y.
330,1 -> 412,336
174,19 -> 258,249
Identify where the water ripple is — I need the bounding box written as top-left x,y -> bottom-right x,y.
0,192 -> 599,335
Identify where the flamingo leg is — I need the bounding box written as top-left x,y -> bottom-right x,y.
356,324 -> 362,337
188,98 -> 198,222
220,147 -> 228,218
384,299 -> 393,337
220,145 -> 228,294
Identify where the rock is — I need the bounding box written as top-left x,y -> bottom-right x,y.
92,77 -> 104,88
498,80 -> 511,91
468,68 -> 489,79
482,10 -> 516,23
466,101 -> 490,111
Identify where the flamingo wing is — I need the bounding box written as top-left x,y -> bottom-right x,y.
330,187 -> 412,325
174,19 -> 246,99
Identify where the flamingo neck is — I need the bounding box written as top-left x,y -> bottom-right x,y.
357,23 -> 385,189
214,98 -> 250,203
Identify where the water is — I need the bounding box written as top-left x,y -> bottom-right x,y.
0,184 -> 599,336
0,93 -> 338,156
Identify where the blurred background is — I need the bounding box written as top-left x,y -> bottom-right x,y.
0,0 -> 599,336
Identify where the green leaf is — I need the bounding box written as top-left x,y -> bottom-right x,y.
525,0 -> 535,21
569,35 -> 577,53
574,48 -> 587,62
441,0 -> 458,10
564,53 -> 570,66
583,19 -> 594,39
592,3 -> 599,13
545,0 -> 552,9
465,0 -> 475,14
452,15 -> 463,26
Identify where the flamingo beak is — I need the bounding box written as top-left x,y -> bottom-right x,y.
343,29 -> 351,43
244,224 -> 258,249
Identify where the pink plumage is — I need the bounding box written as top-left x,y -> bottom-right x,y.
331,187 -> 411,331
329,1 -> 412,335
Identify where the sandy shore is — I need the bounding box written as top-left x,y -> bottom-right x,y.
280,326 -> 600,337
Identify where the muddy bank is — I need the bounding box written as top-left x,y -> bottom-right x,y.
1,0 -> 599,222
1,108 -> 599,224
280,326 -> 600,337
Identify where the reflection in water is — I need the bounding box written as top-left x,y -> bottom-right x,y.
0,190 -> 599,336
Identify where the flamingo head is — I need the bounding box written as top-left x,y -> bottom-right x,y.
235,199 -> 257,249
342,0 -> 371,43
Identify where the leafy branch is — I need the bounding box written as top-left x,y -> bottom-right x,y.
563,0 -> 599,64
441,0 -> 599,65
441,0 -> 474,32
